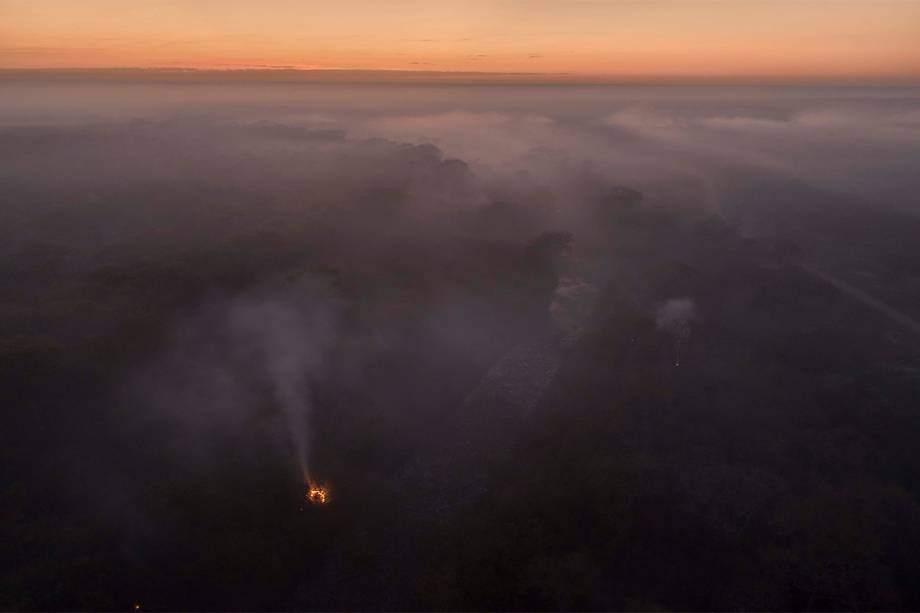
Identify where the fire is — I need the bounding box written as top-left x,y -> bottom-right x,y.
305,481 -> 329,505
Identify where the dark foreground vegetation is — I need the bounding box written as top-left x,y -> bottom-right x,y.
2,117 -> 920,611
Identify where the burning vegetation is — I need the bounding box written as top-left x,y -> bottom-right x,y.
305,481 -> 329,505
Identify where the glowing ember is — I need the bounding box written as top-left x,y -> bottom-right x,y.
132,603 -> 141,611
305,481 -> 329,505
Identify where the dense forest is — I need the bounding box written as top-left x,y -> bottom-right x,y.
2,102 -> 920,610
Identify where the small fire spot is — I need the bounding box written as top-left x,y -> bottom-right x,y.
305,481 -> 329,505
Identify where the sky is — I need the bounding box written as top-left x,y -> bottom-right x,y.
2,0 -> 920,81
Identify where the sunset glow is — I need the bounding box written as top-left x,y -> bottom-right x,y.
2,0 -> 919,81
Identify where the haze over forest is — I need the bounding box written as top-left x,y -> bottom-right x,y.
3,77 -> 920,610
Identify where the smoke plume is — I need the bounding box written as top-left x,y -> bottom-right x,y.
656,298 -> 697,367
126,277 -> 341,481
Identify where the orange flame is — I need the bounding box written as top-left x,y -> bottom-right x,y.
305,481 -> 329,505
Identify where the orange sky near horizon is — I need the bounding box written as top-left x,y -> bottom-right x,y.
2,0 -> 920,80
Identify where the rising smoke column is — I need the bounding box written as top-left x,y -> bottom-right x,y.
656,298 -> 696,367
124,273 -> 343,489
225,286 -> 340,483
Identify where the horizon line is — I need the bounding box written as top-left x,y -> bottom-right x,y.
2,67 -> 919,87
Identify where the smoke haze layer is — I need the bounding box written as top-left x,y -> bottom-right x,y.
3,80 -> 920,611
3,82 -> 919,210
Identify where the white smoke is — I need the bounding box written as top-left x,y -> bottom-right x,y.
550,277 -> 598,338
225,295 -> 338,481
656,298 -> 696,331
127,277 -> 341,481
656,298 -> 697,367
